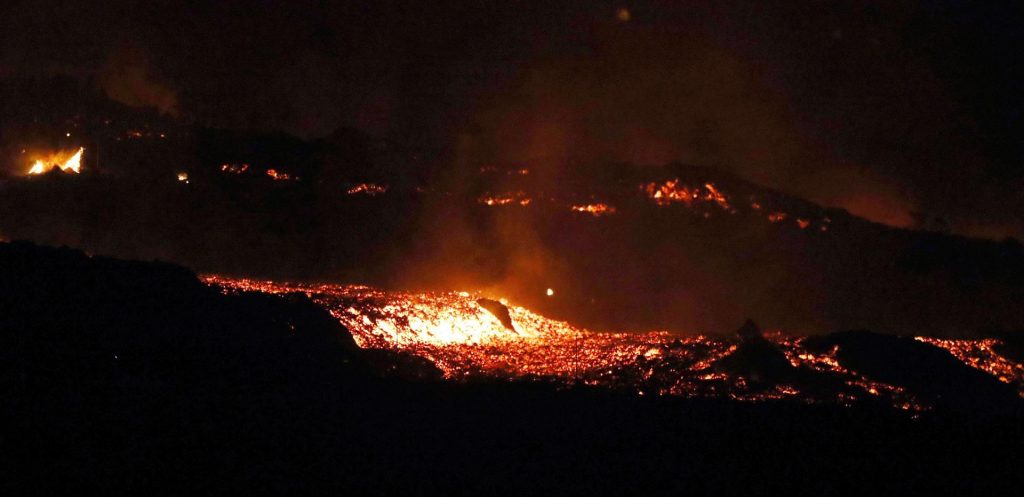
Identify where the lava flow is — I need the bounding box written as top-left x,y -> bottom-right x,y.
203,275 -> 1024,410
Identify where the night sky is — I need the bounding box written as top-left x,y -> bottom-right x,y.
1,0 -> 1021,238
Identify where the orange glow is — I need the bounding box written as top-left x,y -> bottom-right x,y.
767,212 -> 787,223
266,169 -> 293,181
571,203 -> 617,216
346,183 -> 389,196
796,219 -> 810,229
27,147 -> 84,175
176,172 -> 189,183
479,191 -> 532,206
221,163 -> 250,174
833,191 -> 915,229
915,337 -> 1024,395
201,276 -> 1023,409
643,180 -> 732,210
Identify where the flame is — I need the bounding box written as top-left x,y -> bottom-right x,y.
27,147 -> 84,175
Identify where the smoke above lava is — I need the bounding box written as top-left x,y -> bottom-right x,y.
3,2 -> 1019,237
450,22 -> 922,231
98,45 -> 178,116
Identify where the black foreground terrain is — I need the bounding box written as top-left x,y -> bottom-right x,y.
1,241 -> 1022,496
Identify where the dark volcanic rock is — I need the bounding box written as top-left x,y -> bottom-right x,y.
714,320 -> 795,383
0,240 -> 368,396
3,241 -> 1024,495
359,349 -> 444,381
736,319 -> 764,342
994,332 -> 1024,364
476,297 -> 516,332
804,330 -> 1020,412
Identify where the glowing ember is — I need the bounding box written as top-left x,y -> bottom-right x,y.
479,192 -> 532,206
767,212 -> 787,223
796,218 -> 810,229
346,183 -> 389,196
176,172 -> 189,183
478,166 -> 529,175
27,147 -> 84,175
266,169 -> 294,181
221,163 -> 250,174
915,337 -> 1024,395
571,203 -> 617,216
643,180 -> 732,211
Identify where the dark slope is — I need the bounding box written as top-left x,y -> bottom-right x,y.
6,155 -> 1024,336
1,242 -> 1023,495
3,79 -> 1024,336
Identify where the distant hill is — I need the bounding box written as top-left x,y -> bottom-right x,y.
0,78 -> 1022,336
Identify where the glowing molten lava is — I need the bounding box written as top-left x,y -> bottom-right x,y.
915,337 -> 1024,395
266,169 -> 294,181
571,203 -> 616,216
643,180 -> 732,211
220,163 -> 250,174
27,147 -> 84,175
479,192 -> 532,206
346,183 -> 389,196
203,276 -> 1024,411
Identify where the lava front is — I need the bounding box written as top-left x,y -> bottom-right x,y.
204,276 -> 1024,411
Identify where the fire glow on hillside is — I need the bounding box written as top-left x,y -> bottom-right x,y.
468,176 -> 832,230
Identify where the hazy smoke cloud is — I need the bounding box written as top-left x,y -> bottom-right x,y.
454,26 -> 918,229
99,45 -> 178,116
